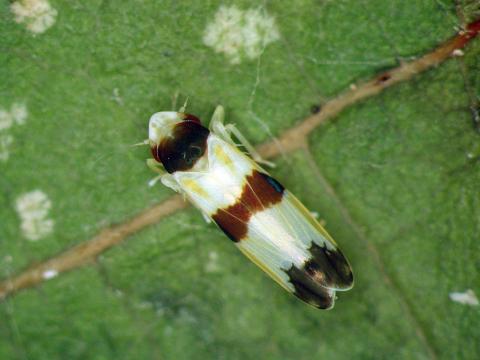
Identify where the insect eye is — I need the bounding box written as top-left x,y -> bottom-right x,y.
189,145 -> 201,155
156,120 -> 209,173
184,145 -> 202,164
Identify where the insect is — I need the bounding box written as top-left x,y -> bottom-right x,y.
146,105 -> 353,309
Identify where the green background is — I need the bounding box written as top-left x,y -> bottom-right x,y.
1,0 -> 479,359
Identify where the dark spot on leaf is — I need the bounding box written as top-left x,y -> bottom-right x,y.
310,104 -> 322,114
376,73 -> 391,84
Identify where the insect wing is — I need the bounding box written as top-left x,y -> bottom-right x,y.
235,188 -> 353,309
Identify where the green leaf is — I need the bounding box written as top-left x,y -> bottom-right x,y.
1,1 -> 479,359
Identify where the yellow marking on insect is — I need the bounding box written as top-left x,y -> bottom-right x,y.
182,179 -> 209,198
214,145 -> 235,169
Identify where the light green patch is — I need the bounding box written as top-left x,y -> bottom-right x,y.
1,0 -> 479,359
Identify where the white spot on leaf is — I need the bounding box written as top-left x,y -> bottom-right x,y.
42,269 -> 58,279
449,289 -> 479,306
0,135 -> 14,162
205,251 -> 220,273
15,190 -> 55,241
451,49 -> 464,57
203,5 -> 280,64
0,110 -> 13,132
10,0 -> 57,35
0,102 -> 27,162
10,103 -> 28,125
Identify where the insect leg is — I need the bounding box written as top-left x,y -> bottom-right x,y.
210,105 -> 274,167
178,97 -> 189,113
146,158 -> 165,187
209,105 -> 231,141
146,158 -> 181,192
208,105 -> 275,167
224,123 -> 275,168
160,173 -> 181,193
146,158 -> 165,174
131,139 -> 150,147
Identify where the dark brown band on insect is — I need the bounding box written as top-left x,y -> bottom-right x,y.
181,113 -> 201,124
212,170 -> 284,242
151,121 -> 209,173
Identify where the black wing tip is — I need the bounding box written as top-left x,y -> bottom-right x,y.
306,242 -> 354,290
285,264 -> 336,310
303,292 -> 336,310
285,241 -> 355,309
